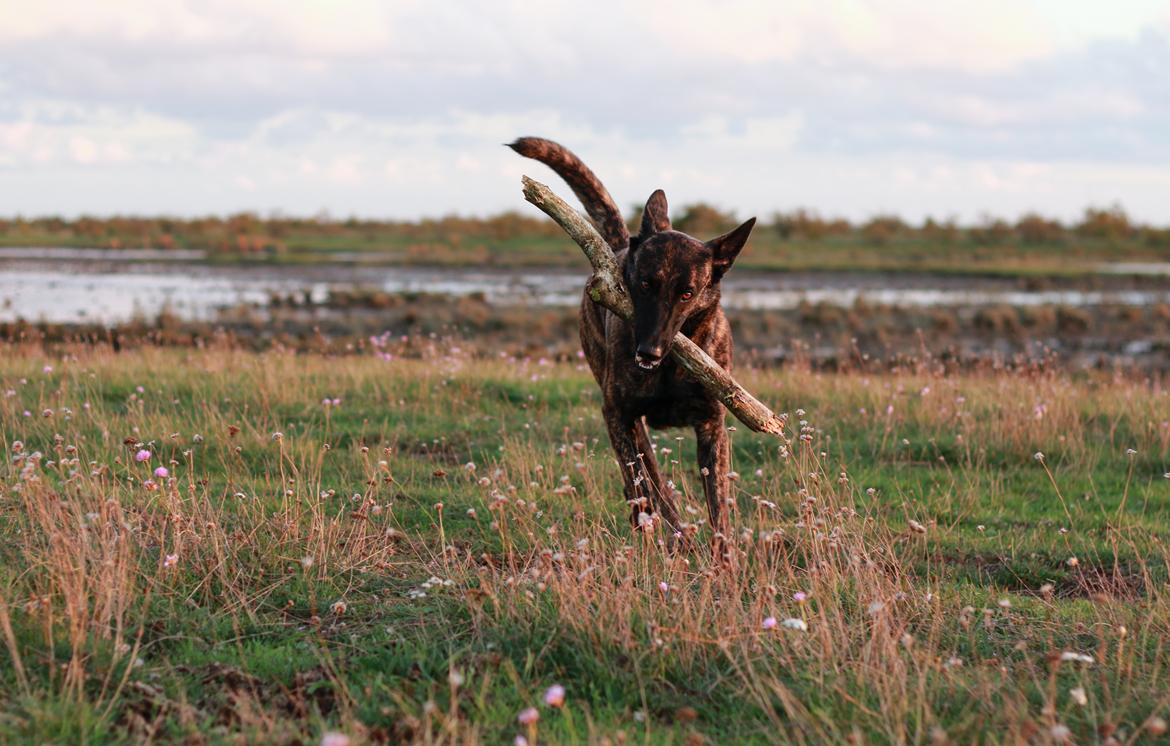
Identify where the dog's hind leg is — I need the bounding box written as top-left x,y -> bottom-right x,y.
695,416 -> 732,544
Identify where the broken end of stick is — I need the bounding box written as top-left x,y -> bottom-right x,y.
722,392 -> 788,437
741,410 -> 787,438
759,414 -> 788,437
521,175 -> 546,205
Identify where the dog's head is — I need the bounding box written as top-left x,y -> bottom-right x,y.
625,189 -> 755,370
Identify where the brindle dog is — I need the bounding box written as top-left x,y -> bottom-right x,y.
510,137 -> 755,542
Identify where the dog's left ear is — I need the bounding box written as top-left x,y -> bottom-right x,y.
630,189 -> 672,252
639,190 -> 672,236
706,217 -> 756,279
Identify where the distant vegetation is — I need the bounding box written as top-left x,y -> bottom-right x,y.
2,203 -> 1169,274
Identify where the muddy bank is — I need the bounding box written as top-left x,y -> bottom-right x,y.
4,290 -> 1169,373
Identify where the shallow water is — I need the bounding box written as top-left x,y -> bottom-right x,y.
2,249 -> 1169,324
1096,262 -> 1170,276
0,246 -> 205,261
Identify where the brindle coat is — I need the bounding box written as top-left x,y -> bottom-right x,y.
510,137 -> 755,541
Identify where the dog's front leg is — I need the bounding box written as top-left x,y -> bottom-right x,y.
603,405 -> 678,534
695,416 -> 731,542
632,418 -> 681,530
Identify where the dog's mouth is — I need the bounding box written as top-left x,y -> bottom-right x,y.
634,354 -> 661,370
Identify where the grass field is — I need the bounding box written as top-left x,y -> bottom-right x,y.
4,216 -> 1169,277
2,344 -> 1169,744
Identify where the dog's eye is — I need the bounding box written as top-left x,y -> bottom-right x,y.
680,290 -> 694,301
639,280 -> 651,290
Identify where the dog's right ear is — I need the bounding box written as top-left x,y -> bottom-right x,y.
638,189 -> 671,238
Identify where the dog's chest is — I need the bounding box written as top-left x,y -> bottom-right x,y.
618,362 -> 721,427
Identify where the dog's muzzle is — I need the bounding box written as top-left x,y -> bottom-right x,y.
635,345 -> 665,370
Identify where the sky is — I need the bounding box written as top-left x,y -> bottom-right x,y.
1,1 -> 1169,223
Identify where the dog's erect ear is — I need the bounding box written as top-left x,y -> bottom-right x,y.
639,189 -> 672,237
706,217 -> 756,279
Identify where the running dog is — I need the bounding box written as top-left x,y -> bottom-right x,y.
510,137 -> 755,543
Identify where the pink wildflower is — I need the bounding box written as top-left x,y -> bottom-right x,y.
544,684 -> 565,708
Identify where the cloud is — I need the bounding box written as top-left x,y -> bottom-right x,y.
0,101 -> 199,168
645,0 -> 1055,73
0,1 -> 1169,220
0,0 -> 395,55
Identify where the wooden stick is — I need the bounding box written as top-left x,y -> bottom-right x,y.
521,176 -> 788,437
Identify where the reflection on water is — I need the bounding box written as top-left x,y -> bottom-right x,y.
2,250 -> 1169,324
0,269 -> 331,323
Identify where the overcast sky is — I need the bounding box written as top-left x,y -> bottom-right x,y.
2,1 -> 1169,222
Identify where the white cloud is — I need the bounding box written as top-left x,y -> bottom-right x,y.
1,1 -> 1169,220
680,114 -> 805,151
2,0 -> 1162,72
0,101 -> 199,168
0,0 -> 395,55
68,136 -> 98,164
665,0 -> 1170,73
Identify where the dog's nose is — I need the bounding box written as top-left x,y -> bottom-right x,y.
636,344 -> 664,363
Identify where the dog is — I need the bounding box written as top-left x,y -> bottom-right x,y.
510,137 -> 755,544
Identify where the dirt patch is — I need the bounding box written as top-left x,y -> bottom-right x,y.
931,550 -> 1149,601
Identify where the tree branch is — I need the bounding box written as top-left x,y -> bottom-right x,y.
521,175 -> 788,437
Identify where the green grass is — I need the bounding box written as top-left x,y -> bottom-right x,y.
1,346 -> 1169,744
3,223 -> 1169,276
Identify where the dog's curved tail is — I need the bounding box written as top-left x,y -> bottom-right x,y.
508,137 -> 630,250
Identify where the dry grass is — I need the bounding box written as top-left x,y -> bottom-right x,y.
1,344 -> 1168,744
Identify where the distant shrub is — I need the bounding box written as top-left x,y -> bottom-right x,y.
929,309 -> 958,334
1076,205 -> 1133,241
1056,306 -> 1092,333
1021,306 -> 1057,328
973,305 -> 1020,334
1015,213 -> 1065,244
770,209 -> 851,241
1142,227 -> 1170,249
860,215 -> 907,246
969,215 -> 1014,246
920,217 -> 960,244
673,202 -> 739,236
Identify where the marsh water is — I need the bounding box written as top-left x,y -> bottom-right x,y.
2,247 -> 1169,324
